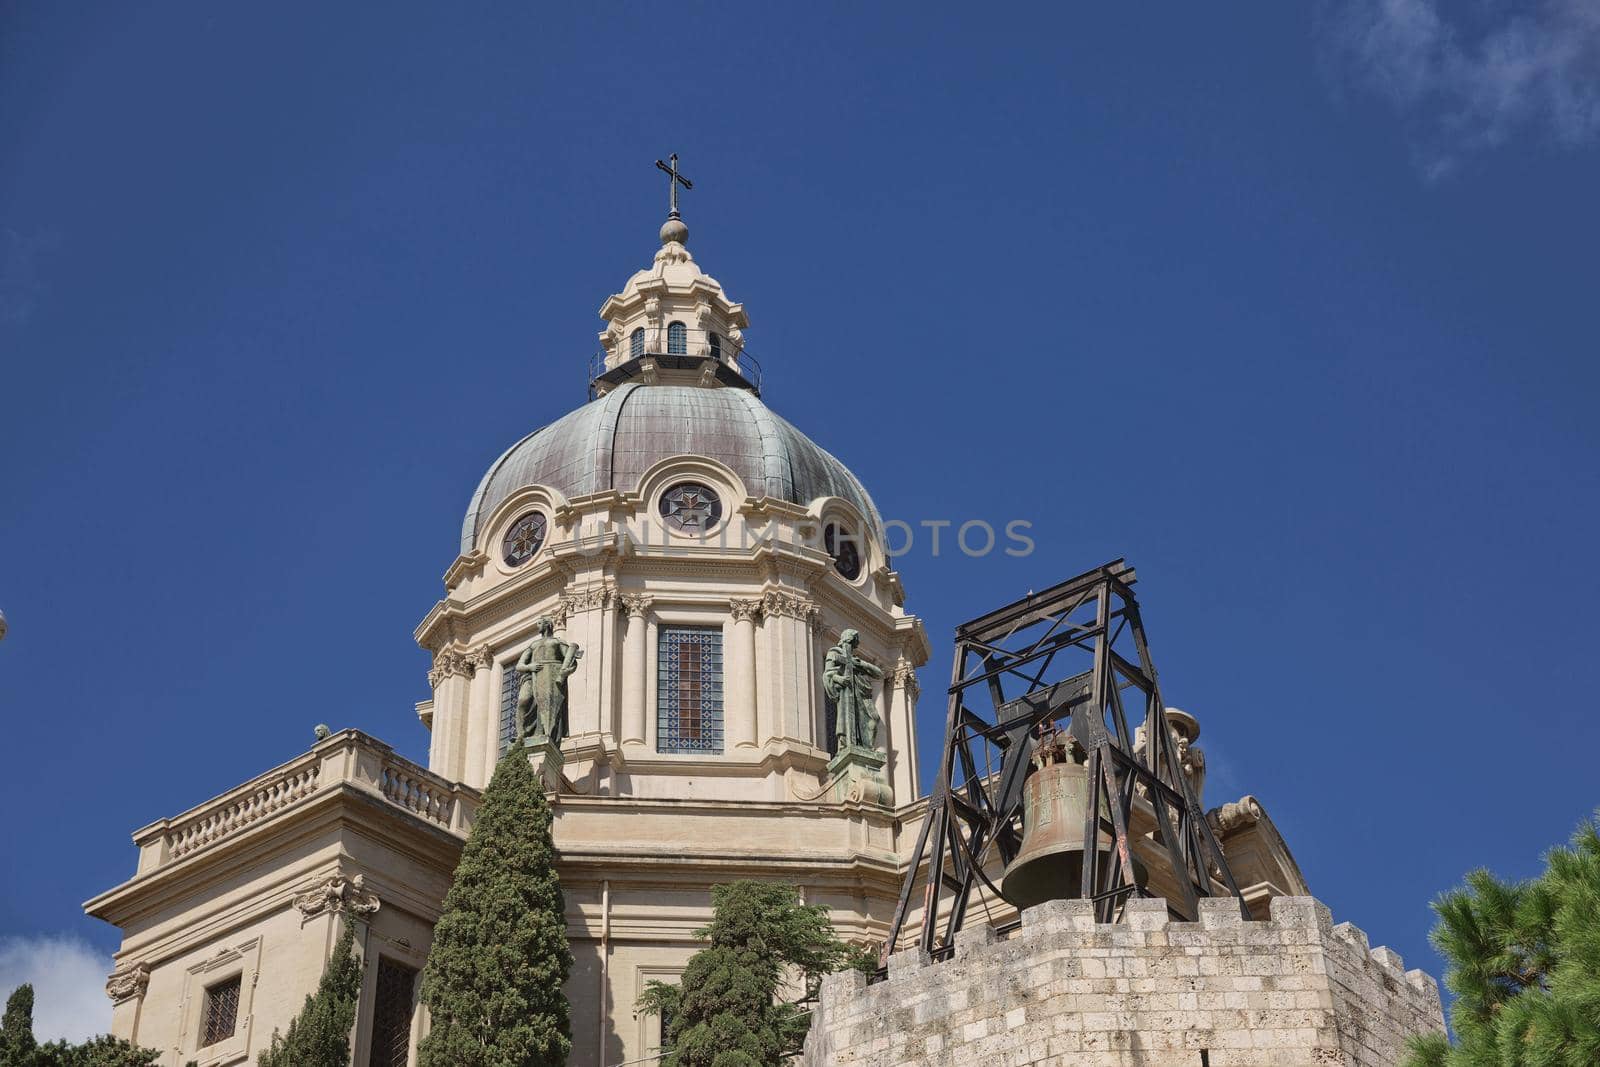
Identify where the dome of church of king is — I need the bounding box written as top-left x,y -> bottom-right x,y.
461,382 -> 883,554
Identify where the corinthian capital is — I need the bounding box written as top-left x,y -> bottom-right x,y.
428,648 -> 472,689
892,664 -> 921,702
621,593 -> 653,618
761,590 -> 815,620
561,583 -> 616,616
728,598 -> 762,623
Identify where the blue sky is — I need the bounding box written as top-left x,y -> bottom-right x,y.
3,1 -> 1598,1038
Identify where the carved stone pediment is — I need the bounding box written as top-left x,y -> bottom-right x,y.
293,873 -> 381,920
105,963 -> 150,1004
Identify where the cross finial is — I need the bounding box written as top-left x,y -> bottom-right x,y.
655,154 -> 692,220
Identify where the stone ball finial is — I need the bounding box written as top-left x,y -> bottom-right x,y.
659,216 -> 689,246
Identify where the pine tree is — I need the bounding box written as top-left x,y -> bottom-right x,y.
1,985 -> 39,1067
417,745 -> 572,1067
638,880 -> 868,1067
257,918 -> 361,1067
1405,812 -> 1600,1067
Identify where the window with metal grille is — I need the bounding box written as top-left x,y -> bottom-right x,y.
657,627 -> 723,754
367,958 -> 417,1067
667,320 -> 687,354
630,327 -> 645,358
499,660 -> 519,755
200,974 -> 240,1047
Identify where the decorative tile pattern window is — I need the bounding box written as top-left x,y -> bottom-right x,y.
367,958 -> 417,1067
667,320 -> 687,354
657,627 -> 723,754
659,482 -> 723,534
500,660 -> 520,755
200,974 -> 241,1048
501,510 -> 547,567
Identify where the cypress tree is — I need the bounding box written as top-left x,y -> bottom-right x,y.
418,745 -> 572,1067
257,918 -> 361,1067
638,880 -> 867,1067
1,985 -> 38,1067
1405,812 -> 1600,1067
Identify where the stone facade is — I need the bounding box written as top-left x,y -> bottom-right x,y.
804,896 -> 1444,1067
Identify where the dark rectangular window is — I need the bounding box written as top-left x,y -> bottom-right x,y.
499,659 -> 519,754
657,626 -> 723,754
368,957 -> 417,1067
200,974 -> 241,1047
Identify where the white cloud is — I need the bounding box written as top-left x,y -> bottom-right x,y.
0,935 -> 113,1044
1323,0 -> 1600,178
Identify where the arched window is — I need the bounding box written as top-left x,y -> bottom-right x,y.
709,332 -> 722,360
630,327 -> 645,358
667,320 -> 687,355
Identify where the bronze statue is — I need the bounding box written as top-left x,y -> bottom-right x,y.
824,628 -> 884,752
514,617 -> 582,747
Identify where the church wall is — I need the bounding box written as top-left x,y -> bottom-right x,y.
803,896 -> 1444,1067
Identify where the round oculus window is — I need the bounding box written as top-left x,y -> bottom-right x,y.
502,510 -> 548,566
659,482 -> 723,534
824,521 -> 862,580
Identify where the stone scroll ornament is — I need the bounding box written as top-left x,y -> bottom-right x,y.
823,629 -> 884,752
514,616 -> 583,748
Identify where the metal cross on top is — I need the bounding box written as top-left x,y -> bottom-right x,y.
655,153 -> 692,219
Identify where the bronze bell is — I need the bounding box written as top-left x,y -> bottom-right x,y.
1001,733 -> 1148,911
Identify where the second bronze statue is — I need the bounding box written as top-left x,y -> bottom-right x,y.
514,616 -> 583,747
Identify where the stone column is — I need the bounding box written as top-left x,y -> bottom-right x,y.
619,595 -> 651,746
464,645 -> 495,789
729,599 -> 762,750
761,590 -> 814,743
888,663 -> 921,800
427,649 -> 472,780
559,584 -> 615,740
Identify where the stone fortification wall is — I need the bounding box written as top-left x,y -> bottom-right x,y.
803,896 -> 1443,1067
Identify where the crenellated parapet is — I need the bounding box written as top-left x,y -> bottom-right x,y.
806,895 -> 1443,1067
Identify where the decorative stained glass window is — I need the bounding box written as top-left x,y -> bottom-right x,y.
201,974 -> 241,1048
659,482 -> 722,534
500,659 -> 520,754
367,958 -> 417,1067
824,522 -> 862,580
667,320 -> 687,354
631,327 -> 645,358
709,332 -> 721,360
657,626 -> 723,754
502,510 -> 547,567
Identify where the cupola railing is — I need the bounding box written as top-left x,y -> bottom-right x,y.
588,327 -> 764,398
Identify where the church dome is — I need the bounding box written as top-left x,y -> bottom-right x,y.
461,382 -> 883,554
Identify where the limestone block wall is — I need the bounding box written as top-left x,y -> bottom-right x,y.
803,896 -> 1444,1067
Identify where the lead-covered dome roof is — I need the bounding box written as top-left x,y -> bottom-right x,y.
462,383 -> 883,554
